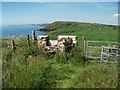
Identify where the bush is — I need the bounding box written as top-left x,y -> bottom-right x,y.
64,38 -> 73,53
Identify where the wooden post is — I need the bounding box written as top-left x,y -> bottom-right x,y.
85,41 -> 88,60
100,46 -> 104,63
32,30 -> 35,42
27,35 -> 30,46
82,35 -> 84,50
11,38 -> 15,50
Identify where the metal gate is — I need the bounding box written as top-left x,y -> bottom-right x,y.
85,41 -> 120,63
100,46 -> 120,63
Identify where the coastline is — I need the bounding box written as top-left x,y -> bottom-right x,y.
2,24 -> 48,39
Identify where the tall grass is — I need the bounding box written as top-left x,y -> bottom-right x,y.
2,37 -> 118,88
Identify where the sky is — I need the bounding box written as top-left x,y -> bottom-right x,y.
1,2 -> 119,25
1,0 -> 120,2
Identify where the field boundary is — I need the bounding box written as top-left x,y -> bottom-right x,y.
84,41 -> 120,63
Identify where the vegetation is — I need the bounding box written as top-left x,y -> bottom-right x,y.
2,21 -> 119,88
43,21 -> 118,44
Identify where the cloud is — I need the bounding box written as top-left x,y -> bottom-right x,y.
113,14 -> 120,17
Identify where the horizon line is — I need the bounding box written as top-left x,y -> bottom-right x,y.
2,21 -> 118,26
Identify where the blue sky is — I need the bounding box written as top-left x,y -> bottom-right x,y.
2,2 -> 119,25
1,0 -> 120,2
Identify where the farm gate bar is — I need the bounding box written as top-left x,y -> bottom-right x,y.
84,41 -> 120,63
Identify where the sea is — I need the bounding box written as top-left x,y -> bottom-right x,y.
1,24 -> 46,39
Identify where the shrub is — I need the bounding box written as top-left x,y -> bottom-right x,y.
64,38 -> 74,53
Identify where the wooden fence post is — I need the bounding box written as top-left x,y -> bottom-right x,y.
27,35 -> 30,46
11,38 -> 15,50
32,30 -> 35,42
85,41 -> 88,60
82,35 -> 84,50
100,46 -> 104,63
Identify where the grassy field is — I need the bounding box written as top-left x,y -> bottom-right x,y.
2,21 -> 119,88
44,21 -> 118,43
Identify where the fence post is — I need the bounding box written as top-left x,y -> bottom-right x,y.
11,38 -> 15,51
84,40 -> 86,52
27,35 -> 30,46
100,46 -> 104,63
85,41 -> 88,60
82,35 -> 85,51
32,30 -> 35,42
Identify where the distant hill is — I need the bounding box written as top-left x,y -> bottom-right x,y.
39,21 -> 118,42
40,21 -> 117,31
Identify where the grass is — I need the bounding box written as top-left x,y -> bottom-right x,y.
46,21 -> 118,44
46,21 -> 118,62
2,21 -> 119,88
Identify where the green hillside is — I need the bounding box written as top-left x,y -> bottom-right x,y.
43,21 -> 118,43
2,21 -> 119,88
